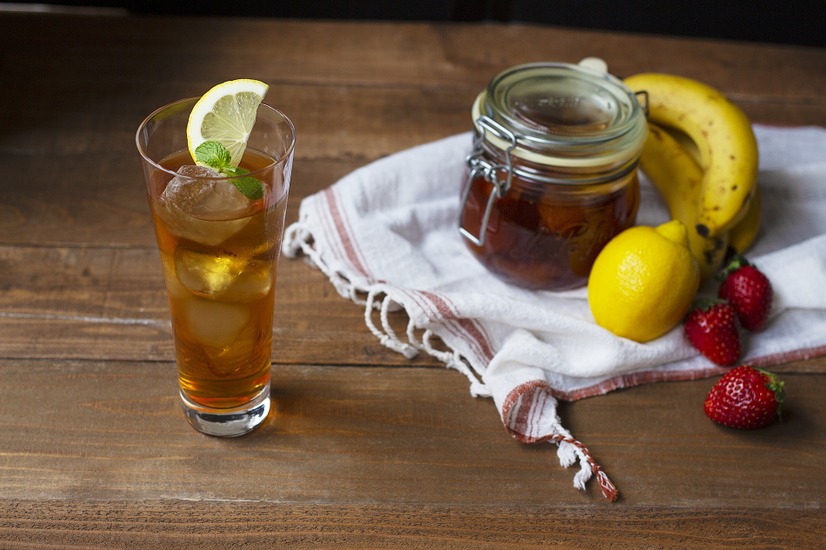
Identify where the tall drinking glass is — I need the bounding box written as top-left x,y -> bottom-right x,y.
136,98 -> 295,437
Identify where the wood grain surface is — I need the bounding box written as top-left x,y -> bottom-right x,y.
0,11 -> 824,548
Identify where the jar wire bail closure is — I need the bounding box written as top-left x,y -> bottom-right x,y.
460,116 -> 517,246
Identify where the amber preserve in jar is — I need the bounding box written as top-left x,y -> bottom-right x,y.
459,59 -> 647,291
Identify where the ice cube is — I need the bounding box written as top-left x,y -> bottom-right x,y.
163,165 -> 254,220
175,248 -> 248,297
184,298 -> 251,349
175,249 -> 273,302
157,165 -> 254,245
219,258 -> 273,302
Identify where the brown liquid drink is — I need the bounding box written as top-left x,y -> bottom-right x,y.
137,96 -> 295,436
150,149 -> 287,410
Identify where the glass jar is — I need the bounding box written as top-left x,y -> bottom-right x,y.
459,59 -> 647,291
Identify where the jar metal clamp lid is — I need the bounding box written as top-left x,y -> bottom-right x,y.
460,58 -> 648,247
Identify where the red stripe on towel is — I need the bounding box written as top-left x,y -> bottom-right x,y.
322,187 -> 371,280
419,290 -> 495,364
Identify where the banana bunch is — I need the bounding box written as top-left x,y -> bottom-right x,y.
624,73 -> 761,278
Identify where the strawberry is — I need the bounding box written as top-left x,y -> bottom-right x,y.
718,256 -> 773,331
684,299 -> 741,366
704,365 -> 784,429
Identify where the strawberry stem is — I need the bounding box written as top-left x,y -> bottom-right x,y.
718,254 -> 752,281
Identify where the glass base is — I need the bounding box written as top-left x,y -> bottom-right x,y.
180,384 -> 270,437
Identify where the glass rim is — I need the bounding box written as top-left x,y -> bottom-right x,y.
135,97 -> 296,180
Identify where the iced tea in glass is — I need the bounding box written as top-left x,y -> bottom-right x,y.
136,98 -> 295,436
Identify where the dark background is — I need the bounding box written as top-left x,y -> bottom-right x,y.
2,0 -> 823,47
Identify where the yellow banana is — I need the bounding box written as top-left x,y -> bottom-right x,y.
640,123 -> 729,279
658,124 -> 762,257
728,186 -> 762,255
624,73 -> 759,238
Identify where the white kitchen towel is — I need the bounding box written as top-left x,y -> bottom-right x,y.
283,125 -> 826,501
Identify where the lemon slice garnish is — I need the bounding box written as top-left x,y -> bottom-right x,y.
186,79 -> 269,166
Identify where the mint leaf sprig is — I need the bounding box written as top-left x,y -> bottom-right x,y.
194,141 -> 264,200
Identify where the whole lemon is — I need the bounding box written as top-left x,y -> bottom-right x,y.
588,220 -> 700,342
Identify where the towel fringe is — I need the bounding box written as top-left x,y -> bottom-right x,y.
283,222 -> 358,302
281,222 -> 309,259
363,290 -> 418,359
362,289 -> 491,396
404,323 -> 490,397
285,222 -> 493,397
556,440 -> 579,468
548,433 -> 618,502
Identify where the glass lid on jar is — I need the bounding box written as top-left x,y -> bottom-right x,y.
477,60 -> 645,149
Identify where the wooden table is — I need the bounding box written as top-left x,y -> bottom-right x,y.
1,11 -> 824,548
